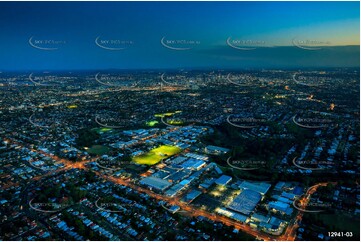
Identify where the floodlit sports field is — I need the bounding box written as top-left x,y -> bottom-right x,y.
132,145 -> 181,165
92,127 -> 113,134
67,104 -> 78,109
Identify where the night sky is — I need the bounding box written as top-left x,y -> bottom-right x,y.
0,1 -> 359,71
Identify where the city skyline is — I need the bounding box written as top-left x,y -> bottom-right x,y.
0,1 -> 359,241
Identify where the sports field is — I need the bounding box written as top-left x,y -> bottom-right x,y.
146,120 -> 159,127
67,104 -> 78,109
154,111 -> 182,118
92,127 -> 113,134
132,145 -> 181,165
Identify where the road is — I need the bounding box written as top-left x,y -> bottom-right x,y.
3,137 -> 97,181
279,182 -> 337,241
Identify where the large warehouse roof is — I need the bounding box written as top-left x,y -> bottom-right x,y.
215,175 -> 232,186
239,181 -> 271,195
140,176 -> 172,191
227,189 -> 262,215
181,158 -> 206,170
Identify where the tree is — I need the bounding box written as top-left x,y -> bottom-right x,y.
76,128 -> 100,147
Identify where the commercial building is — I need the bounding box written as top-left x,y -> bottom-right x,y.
215,207 -> 248,223
204,145 -> 230,155
184,153 -> 208,161
199,178 -> 215,190
250,213 -> 270,223
227,189 -> 262,215
140,177 -> 172,192
268,201 -> 294,216
181,158 -> 206,170
215,175 -> 232,186
165,179 -> 192,197
182,190 -> 202,203
238,181 -> 271,195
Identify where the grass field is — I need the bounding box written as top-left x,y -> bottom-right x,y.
146,120 -> 159,127
67,104 -> 78,109
132,145 -> 181,165
154,111 -> 182,118
92,127 -> 113,134
86,145 -> 110,155
167,119 -> 184,125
